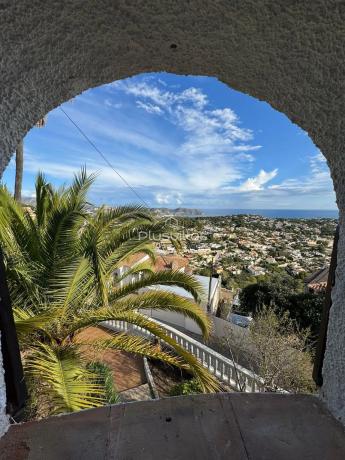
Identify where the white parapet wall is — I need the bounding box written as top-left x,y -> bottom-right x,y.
102,318 -> 265,392
0,334 -> 9,437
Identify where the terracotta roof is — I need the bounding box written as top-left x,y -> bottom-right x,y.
305,267 -> 329,286
153,254 -> 190,273
121,252 -> 149,267
120,253 -> 191,273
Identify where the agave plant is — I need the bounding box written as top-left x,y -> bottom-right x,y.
0,169 -> 218,416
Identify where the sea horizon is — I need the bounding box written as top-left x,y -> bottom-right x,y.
151,206 -> 339,219
151,207 -> 339,219
200,208 -> 338,219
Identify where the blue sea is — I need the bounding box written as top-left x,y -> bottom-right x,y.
200,209 -> 338,219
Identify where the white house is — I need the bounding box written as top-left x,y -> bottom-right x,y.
142,275 -> 221,335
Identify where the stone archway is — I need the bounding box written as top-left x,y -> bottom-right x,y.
1,1 -> 345,423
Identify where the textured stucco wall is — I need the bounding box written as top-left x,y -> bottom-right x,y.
1,0 -> 345,424
0,335 -> 9,437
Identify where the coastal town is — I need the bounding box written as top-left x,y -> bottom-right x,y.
153,212 -> 337,301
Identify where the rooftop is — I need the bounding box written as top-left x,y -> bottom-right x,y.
153,254 -> 190,273
305,267 -> 329,286
148,274 -> 219,303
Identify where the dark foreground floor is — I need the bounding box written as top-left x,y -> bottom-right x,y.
1,393 -> 345,460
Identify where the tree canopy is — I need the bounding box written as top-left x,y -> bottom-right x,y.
238,275 -> 324,337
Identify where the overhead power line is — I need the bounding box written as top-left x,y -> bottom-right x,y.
60,106 -> 173,268
59,106 -> 149,207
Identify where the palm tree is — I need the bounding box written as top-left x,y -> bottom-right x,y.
14,118 -> 46,202
14,140 -> 24,201
0,169 -> 218,416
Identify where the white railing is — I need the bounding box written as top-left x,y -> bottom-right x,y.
101,318 -> 265,393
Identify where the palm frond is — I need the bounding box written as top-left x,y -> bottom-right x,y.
107,242 -> 156,273
43,208 -> 83,272
4,258 -> 43,307
121,312 -> 219,392
35,172 -> 53,228
13,307 -> 54,338
67,310 -> 217,392
68,167 -> 96,208
49,256 -> 93,315
25,343 -> 105,414
92,204 -> 152,228
80,223 -> 109,306
98,220 -> 156,261
63,290 -> 210,340
0,187 -> 39,259
102,313 -> 219,393
110,270 -> 204,303
118,291 -> 210,338
90,333 -> 186,369
114,261 -> 155,284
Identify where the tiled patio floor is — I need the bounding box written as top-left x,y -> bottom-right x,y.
76,326 -> 146,391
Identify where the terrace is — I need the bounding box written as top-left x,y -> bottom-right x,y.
1,394 -> 345,459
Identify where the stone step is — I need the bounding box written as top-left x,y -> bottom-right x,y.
119,384 -> 153,402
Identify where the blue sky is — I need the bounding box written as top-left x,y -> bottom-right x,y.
3,73 -> 337,209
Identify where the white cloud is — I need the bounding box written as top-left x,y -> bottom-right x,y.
104,99 -> 122,109
57,105 -> 175,157
157,78 -> 167,87
112,80 -> 208,110
239,169 -> 278,192
22,189 -> 36,198
179,152 -> 335,208
113,81 -> 257,154
155,192 -> 183,205
20,76 -> 335,210
269,152 -> 332,195
155,193 -> 171,205
176,193 -> 183,205
136,101 -> 163,115
224,152 -> 336,209
24,157 -> 87,180
110,79 -> 261,194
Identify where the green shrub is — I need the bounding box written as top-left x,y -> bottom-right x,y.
87,362 -> 120,404
169,379 -> 203,396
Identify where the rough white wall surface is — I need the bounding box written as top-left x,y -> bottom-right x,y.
322,212 -> 345,422
0,0 -> 345,422
0,335 -> 9,436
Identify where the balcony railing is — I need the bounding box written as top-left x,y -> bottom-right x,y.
101,318 -> 265,392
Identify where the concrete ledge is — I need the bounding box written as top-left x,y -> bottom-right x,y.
143,357 -> 159,400
0,393 -> 344,459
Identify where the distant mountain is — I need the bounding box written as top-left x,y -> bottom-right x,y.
21,199 -> 203,218
21,196 -> 36,206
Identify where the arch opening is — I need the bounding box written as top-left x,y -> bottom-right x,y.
1,72 -> 339,421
